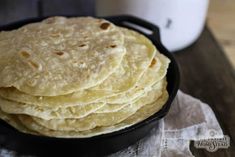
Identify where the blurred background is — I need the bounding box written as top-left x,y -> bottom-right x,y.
207,0 -> 235,68
0,0 -> 234,68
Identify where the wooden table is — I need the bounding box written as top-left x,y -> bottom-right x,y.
0,0 -> 234,156
175,27 -> 235,157
208,0 -> 235,68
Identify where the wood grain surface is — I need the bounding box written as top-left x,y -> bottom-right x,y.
0,0 -> 234,156
208,0 -> 235,68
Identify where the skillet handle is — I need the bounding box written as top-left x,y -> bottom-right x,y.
105,15 -> 161,43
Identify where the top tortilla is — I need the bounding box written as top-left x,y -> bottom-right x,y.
0,16 -> 126,96
0,27 -> 156,106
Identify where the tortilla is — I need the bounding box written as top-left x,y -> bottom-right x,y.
13,89 -> 168,138
0,99 -> 105,120
0,16 -> 126,96
32,80 -> 165,131
0,27 -> 156,107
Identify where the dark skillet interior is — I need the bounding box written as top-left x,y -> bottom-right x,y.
0,15 -> 180,157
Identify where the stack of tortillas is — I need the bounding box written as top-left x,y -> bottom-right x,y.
0,17 -> 170,138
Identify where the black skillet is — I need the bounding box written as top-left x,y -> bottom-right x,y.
0,15 -> 180,157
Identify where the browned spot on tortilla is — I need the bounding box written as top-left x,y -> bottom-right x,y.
20,51 -> 30,58
110,45 -> 117,48
50,33 -> 60,37
149,58 -> 156,68
79,44 -> 86,47
28,60 -> 39,69
100,22 -> 110,30
55,52 -> 64,56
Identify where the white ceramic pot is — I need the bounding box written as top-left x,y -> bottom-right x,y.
96,0 -> 209,52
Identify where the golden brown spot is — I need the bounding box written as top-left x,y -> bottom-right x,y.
55,52 -> 64,56
110,45 -> 117,48
28,60 -> 39,69
100,22 -> 110,30
149,58 -> 156,68
20,51 -> 30,58
50,33 -> 60,37
79,44 -> 86,47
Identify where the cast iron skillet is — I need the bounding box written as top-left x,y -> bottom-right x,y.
0,15 -> 180,157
